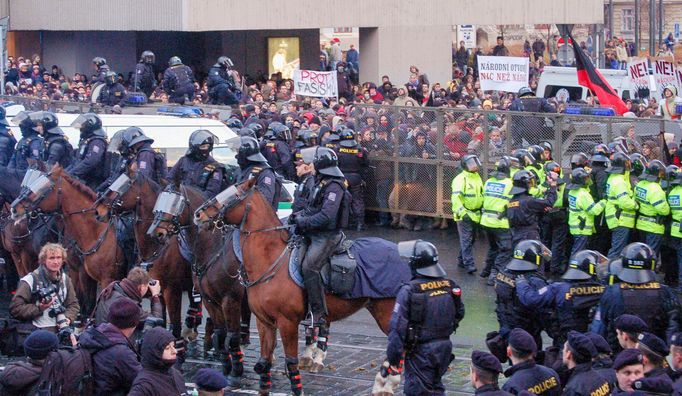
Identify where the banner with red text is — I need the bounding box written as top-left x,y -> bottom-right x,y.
477,56 -> 529,92
293,70 -> 338,98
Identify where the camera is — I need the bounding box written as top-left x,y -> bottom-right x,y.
32,284 -> 58,302
48,301 -> 69,330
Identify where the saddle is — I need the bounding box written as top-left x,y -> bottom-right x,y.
289,234 -> 357,295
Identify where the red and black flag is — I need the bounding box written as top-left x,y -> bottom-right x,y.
566,31 -> 629,115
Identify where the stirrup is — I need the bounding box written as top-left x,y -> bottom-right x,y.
300,311 -> 314,328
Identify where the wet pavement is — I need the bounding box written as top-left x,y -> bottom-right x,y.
0,223 -> 503,395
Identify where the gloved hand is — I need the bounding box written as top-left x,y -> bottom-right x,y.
288,213 -> 298,225
515,274 -> 527,283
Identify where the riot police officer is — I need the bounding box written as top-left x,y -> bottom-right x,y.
540,161 -> 568,275
570,152 -> 590,170
593,242 -> 681,352
516,250 -> 607,346
335,128 -> 369,231
235,136 -> 281,211
380,240 -> 465,396
668,168 -> 682,292
451,154 -> 484,274
162,56 -> 195,105
480,156 -> 514,285
9,111 -> 42,171
118,127 -> 163,182
261,122 -> 293,180
134,50 -> 157,98
0,107 -> 16,166
604,153 -> 638,258
207,56 -> 240,105
292,147 -> 316,214
507,170 -> 557,247
509,87 -> 555,148
29,111 -> 72,167
526,145 -> 546,189
225,117 -> 243,131
290,147 -> 349,338
590,144 -> 612,256
67,113 -> 108,189
634,160 -> 670,256
92,57 -> 110,84
98,71 -> 127,107
494,240 -> 551,349
567,167 -> 606,256
168,129 -> 225,198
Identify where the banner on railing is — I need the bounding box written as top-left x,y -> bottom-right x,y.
293,70 -> 338,98
653,58 -> 680,100
477,56 -> 529,92
627,58 -> 651,98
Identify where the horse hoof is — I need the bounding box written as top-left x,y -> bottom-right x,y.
258,389 -> 270,396
226,375 -> 242,389
299,356 -> 313,370
310,362 -> 324,373
372,392 -> 394,396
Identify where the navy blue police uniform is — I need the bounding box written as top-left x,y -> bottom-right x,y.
236,163 -> 280,211
0,108 -> 16,166
99,81 -> 127,107
507,171 -> 557,247
471,351 -> 512,396
335,131 -> 369,230
67,114 -> 109,189
207,65 -> 239,105
162,60 -> 195,105
134,64 -> 156,98
562,331 -> 611,396
9,112 -> 42,171
502,328 -> 561,396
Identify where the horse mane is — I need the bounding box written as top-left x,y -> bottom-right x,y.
249,185 -> 284,227
136,174 -> 162,194
61,172 -> 99,202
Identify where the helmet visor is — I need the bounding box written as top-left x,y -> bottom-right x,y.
300,147 -> 318,165
153,191 -> 186,217
592,252 -> 609,279
397,240 -> 419,259
463,156 -> 481,172
70,114 -> 89,130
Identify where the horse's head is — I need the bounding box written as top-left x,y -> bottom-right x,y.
94,165 -> 137,222
146,184 -> 189,243
193,177 -> 256,229
11,163 -> 63,221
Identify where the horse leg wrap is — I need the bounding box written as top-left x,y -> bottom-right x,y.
253,358 -> 272,391
212,328 -> 227,353
317,324 -> 329,353
305,325 -> 315,346
225,332 -> 244,377
286,357 -> 303,396
169,323 -> 182,339
184,307 -> 203,329
240,321 -> 250,345
173,338 -> 187,370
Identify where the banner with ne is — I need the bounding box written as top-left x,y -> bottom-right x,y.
293,70 -> 338,98
627,58 -> 650,98
653,58 -> 680,100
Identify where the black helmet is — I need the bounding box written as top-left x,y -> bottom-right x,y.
528,145 -> 545,163
518,87 -> 534,97
571,152 -> 590,170
92,57 -> 107,67
30,111 -> 60,135
118,127 -> 153,154
238,127 -> 257,140
312,147 -> 344,177
238,136 -> 268,163
104,71 -> 117,85
267,122 -> 292,141
225,118 -> 243,130
296,130 -> 318,149
670,165 -> 682,186
540,141 -> 553,153
543,161 -> 561,177
492,156 -> 512,179
168,56 -> 182,67
510,170 -> 536,195
71,113 -> 106,138
605,152 -> 631,174
563,250 -> 607,280
338,128 -> 357,148
608,140 -> 629,156
514,149 -> 536,167
12,111 -> 35,134
629,153 -> 648,177
188,129 -> 216,155
397,239 -> 446,278
140,51 -> 155,64
217,56 -> 234,69
461,154 -> 481,173
591,144 -> 612,164
619,242 -> 656,284
605,258 -> 623,285
507,240 -> 551,271
642,159 -> 665,182
249,123 -> 264,139
567,167 -> 592,190
508,155 -> 521,170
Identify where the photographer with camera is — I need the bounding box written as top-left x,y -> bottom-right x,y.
9,243 -> 79,335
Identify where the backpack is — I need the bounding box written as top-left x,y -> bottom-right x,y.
139,147 -> 168,182
34,347 -> 95,396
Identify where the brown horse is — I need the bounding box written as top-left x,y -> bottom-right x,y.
146,180 -> 248,384
193,178 -> 397,396
0,208 -> 38,276
10,163 -> 125,313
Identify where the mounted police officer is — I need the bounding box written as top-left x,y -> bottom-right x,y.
335,128 -> 369,231
509,87 -> 555,148
162,56 -> 195,105
134,50 -> 157,98
169,129 -> 225,198
207,56 -> 240,106
98,71 -> 127,107
29,111 -> 72,167
516,249 -> 607,346
9,111 -> 42,171
92,57 -> 110,84
67,113 -> 108,189
260,122 -> 293,180
451,154 -> 484,274
592,242 -> 681,352
290,147 -> 350,343
604,153 -> 637,259
507,169 -> 557,247
292,144 -> 316,213
375,239 -> 464,396
493,240 -> 551,349
567,167 -> 606,256
0,107 -> 16,166
235,136 -> 281,211
634,160 -> 670,257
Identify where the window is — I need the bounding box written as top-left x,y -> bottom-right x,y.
333,27 -> 352,34
622,8 -> 634,32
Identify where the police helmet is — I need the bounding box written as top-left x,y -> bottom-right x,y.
543,161 -> 561,177
120,127 -> 153,153
518,87 -> 534,98
608,139 -> 629,156
664,165 -> 680,189
642,159 -> 665,182
605,152 -> 631,174
71,113 -> 106,138
567,167 -> 592,190
312,147 -> 344,177
188,129 -> 216,154
397,239 -> 446,278
0,106 -> 8,128
507,240 -> 551,271
168,56 -> 182,67
540,141 -> 553,153
338,128 -> 357,148
510,170 -> 536,195
629,153 -> 648,177
12,111 -> 35,133
140,51 -> 155,64
249,123 -> 265,139
267,122 -> 292,142
492,156 -> 512,179
514,149 -> 536,167
299,130 -> 318,148
563,250 -> 607,281
217,56 -> 234,69
590,144 -> 612,164
619,242 -> 656,284
30,111 -> 61,135
225,118 -> 243,130
238,136 -> 268,163
508,155 -> 521,170
238,127 -> 257,140
92,57 -> 107,67
461,154 -> 481,173
104,71 -> 117,85
528,145 -> 545,163
571,153 -> 589,170
605,258 -> 623,285
670,165 -> 682,186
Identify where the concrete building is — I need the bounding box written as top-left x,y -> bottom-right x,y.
2,0 -> 602,86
